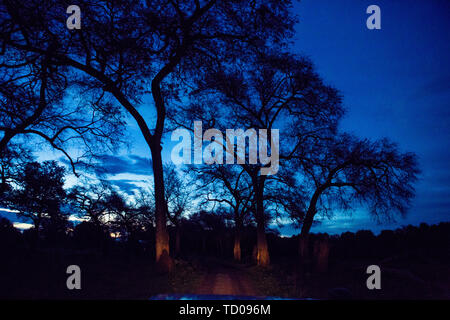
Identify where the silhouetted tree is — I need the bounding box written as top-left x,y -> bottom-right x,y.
191,165 -> 253,261
0,217 -> 23,252
105,191 -> 141,243
68,182 -> 111,228
0,143 -> 32,204
294,134 -> 419,259
71,220 -> 110,251
0,38 -> 124,174
190,209 -> 231,256
11,161 -> 67,243
132,188 -> 156,232
172,53 -> 342,265
0,0 -> 297,267
163,164 -> 191,256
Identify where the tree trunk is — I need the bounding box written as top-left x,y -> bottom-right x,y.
298,208 -> 314,260
256,221 -> 270,266
254,178 -> 270,266
150,60 -> 178,269
298,233 -> 309,260
233,223 -> 241,262
0,166 -> 7,193
299,187 -> 323,260
151,143 -> 170,268
313,237 -> 330,273
175,225 -> 181,257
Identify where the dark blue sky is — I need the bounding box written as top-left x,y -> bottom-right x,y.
278,0 -> 450,234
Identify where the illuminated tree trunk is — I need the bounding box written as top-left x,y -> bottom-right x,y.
299,210 -> 313,260
233,221 -> 242,261
151,143 -> 170,267
149,61 -> 180,271
254,178 -> 270,266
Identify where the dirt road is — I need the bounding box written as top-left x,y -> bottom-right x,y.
194,259 -> 259,296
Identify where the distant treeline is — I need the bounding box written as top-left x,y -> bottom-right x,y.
1,214 -> 448,264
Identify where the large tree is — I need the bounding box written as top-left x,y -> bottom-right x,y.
11,161 -> 67,239
0,143 -> 32,203
163,164 -> 191,256
292,134 -> 419,258
68,182 -> 111,228
171,53 -> 343,265
0,36 -> 124,174
190,164 -> 253,261
0,0 -> 297,267
105,190 -> 142,243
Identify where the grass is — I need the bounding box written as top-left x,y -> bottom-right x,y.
168,258 -> 205,295
247,264 -> 298,298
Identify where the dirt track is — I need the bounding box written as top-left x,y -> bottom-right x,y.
194,259 -> 258,296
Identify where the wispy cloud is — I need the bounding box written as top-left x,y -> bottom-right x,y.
93,154 -> 153,176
